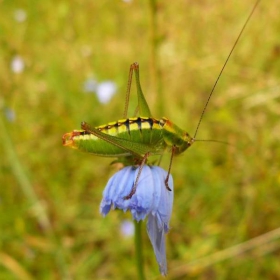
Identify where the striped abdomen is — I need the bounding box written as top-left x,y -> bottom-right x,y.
62,117 -> 168,157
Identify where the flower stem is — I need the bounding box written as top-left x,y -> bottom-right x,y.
134,220 -> 145,280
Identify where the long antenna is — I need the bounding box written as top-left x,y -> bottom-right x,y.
193,0 -> 261,139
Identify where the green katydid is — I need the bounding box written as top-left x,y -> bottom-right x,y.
63,62 -> 193,197
62,1 -> 260,199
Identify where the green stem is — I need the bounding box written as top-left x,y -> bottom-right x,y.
134,220 -> 145,280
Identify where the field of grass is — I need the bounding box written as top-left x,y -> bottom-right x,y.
1,1 -> 280,279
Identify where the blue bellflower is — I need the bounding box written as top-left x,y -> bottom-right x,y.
100,165 -> 174,275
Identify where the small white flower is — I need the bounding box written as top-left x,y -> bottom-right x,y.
96,81 -> 117,104
11,56 -> 25,73
14,9 -> 27,23
120,220 -> 135,237
4,108 -> 16,122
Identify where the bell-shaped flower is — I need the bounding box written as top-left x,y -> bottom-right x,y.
100,165 -> 174,275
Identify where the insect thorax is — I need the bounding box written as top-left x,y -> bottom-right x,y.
160,119 -> 194,155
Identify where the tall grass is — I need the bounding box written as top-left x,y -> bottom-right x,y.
1,1 -> 280,279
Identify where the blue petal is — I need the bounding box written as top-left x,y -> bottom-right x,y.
129,166 -> 155,221
146,166 -> 174,276
100,166 -> 135,215
100,165 -> 160,221
156,167 -> 174,232
147,214 -> 167,275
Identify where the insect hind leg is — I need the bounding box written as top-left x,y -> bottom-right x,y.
122,63 -> 135,119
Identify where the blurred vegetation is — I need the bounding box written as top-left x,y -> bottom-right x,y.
1,0 -> 280,279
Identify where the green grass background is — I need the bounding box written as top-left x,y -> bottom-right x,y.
1,1 -> 280,279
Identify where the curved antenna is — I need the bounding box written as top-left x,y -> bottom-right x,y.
193,0 -> 261,139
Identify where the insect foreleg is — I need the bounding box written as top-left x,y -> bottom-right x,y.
164,146 -> 175,192
123,152 -> 151,200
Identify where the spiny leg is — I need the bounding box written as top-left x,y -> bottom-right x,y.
123,62 -> 152,119
157,153 -> 164,166
122,63 -> 135,119
123,62 -> 152,118
123,152 -> 150,200
164,146 -> 176,191
133,105 -> 139,117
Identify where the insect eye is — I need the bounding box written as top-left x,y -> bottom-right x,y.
183,132 -> 190,140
